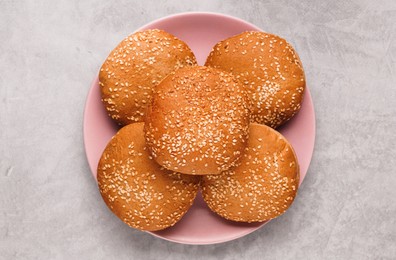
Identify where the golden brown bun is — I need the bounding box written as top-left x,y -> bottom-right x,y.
205,31 -> 305,128
144,66 -> 250,175
201,123 -> 300,222
97,123 -> 200,231
99,29 -> 197,125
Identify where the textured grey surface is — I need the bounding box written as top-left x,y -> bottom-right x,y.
1,0 -> 395,259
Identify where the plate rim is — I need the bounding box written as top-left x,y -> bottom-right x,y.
134,11 -> 263,32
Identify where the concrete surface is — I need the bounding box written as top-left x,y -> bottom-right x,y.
1,0 -> 395,259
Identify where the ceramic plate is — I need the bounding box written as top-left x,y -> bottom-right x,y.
83,12 -> 315,245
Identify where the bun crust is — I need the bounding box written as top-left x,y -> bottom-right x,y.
99,29 -> 197,125
205,31 -> 305,128
97,123 -> 200,231
144,66 -> 250,175
201,123 -> 300,222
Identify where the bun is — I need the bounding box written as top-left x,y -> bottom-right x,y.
205,31 -> 305,128
97,122 -> 200,231
201,123 -> 299,222
144,66 -> 250,175
99,29 -> 197,125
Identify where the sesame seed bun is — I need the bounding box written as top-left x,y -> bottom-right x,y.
205,31 -> 305,128
201,123 -> 300,222
144,66 -> 250,175
97,122 -> 200,231
99,29 -> 197,125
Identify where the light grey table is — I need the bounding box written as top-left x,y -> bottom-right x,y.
1,0 -> 395,259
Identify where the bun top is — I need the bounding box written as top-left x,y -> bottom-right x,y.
205,31 -> 305,128
202,123 -> 300,222
144,66 -> 250,175
97,122 -> 200,231
99,29 -> 197,125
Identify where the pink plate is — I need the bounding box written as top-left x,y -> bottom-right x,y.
83,12 -> 315,245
